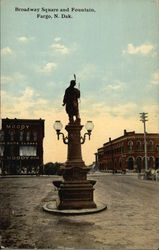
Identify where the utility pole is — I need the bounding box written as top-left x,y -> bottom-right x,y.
140,112 -> 148,171
0,72 -> 2,130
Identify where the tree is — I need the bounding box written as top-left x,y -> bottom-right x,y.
44,162 -> 64,175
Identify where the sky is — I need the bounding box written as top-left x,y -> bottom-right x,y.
1,0 -> 159,165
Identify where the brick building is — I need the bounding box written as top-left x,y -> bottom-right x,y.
98,130 -> 159,172
0,118 -> 45,175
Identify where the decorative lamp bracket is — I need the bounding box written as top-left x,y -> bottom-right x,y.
56,131 -> 68,144
80,131 -> 91,144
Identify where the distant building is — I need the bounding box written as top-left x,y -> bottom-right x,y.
0,118 -> 45,175
98,130 -> 159,172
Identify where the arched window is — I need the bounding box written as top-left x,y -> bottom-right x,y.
149,141 -> 153,151
149,157 -> 154,168
137,141 -> 142,151
136,157 -> 142,172
128,157 -> 134,170
128,141 -> 133,151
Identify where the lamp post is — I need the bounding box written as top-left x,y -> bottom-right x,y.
53,119 -> 96,210
43,76 -> 108,214
140,112 -> 148,171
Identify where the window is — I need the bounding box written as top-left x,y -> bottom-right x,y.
9,145 -> 15,156
156,144 -> 159,152
143,157 -> 148,169
10,130 -> 15,141
128,141 -> 133,151
0,145 -> 4,156
137,141 -> 142,151
19,146 -> 37,156
19,131 -> 24,141
26,131 -> 30,141
0,131 -> 4,141
156,158 -> 159,169
119,159 -> 122,169
128,157 -> 134,170
149,157 -> 154,168
136,157 -> 142,171
114,159 -> 117,169
149,141 -> 153,151
33,132 -> 37,141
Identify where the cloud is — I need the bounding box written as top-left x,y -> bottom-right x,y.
78,64 -> 99,82
81,95 -> 138,119
1,76 -> 12,84
35,62 -> 57,73
1,72 -> 26,85
104,80 -> 125,91
42,62 -> 57,72
151,71 -> 159,85
54,37 -> 61,42
2,87 -> 48,118
110,103 -> 138,117
50,43 -> 69,55
100,79 -> 125,94
17,36 -> 35,43
1,47 -> 14,56
107,84 -> 121,90
123,43 -> 154,55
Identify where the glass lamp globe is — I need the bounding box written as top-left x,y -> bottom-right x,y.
53,120 -> 63,131
85,121 -> 94,132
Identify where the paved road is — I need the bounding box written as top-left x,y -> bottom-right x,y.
0,175 -> 159,249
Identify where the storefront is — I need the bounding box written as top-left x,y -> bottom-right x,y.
0,118 -> 45,175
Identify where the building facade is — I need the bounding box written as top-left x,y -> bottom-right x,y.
0,118 -> 45,175
98,130 -> 159,172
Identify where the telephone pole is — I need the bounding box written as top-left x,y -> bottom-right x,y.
140,112 -> 148,171
0,74 -> 2,130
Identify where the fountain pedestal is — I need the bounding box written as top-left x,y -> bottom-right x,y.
54,119 -> 97,210
56,166 -> 96,210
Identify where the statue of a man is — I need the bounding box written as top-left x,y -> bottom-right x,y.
63,80 -> 80,123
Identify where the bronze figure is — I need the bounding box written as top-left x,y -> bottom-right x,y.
63,79 -> 80,123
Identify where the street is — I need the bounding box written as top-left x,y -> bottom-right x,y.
0,174 -> 159,249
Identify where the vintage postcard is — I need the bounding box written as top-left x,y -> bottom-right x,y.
0,0 -> 159,249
